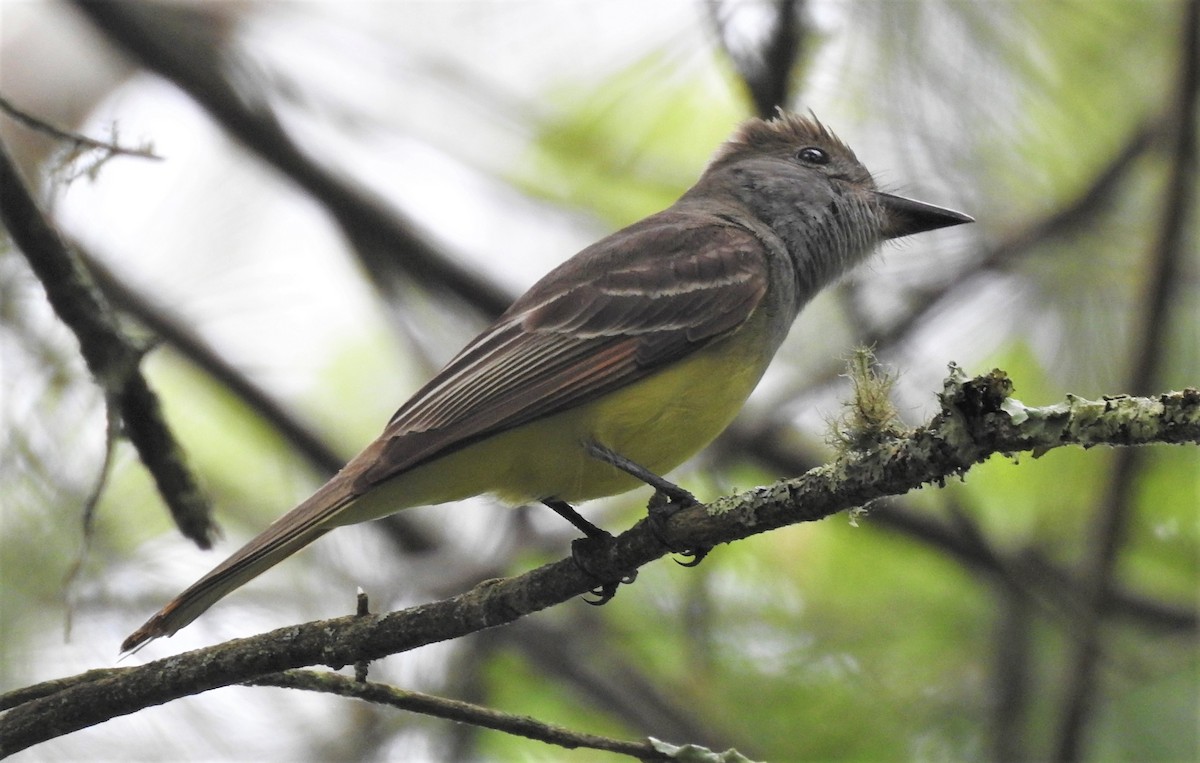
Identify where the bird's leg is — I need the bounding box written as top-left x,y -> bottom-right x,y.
583,441 -> 711,566
541,498 -> 634,604
541,497 -> 609,540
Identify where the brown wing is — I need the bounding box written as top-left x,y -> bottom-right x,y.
355,213 -> 770,488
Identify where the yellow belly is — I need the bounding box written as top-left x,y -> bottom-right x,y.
339,315 -> 776,523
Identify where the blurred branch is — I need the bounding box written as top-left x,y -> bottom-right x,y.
82,248 -> 443,554
1053,2 -> 1200,758
69,1 -> 513,321
61,404 -> 121,639
869,114 -> 1158,345
0,137 -> 215,548
501,618 -> 739,752
990,585 -> 1032,763
2,370 -> 1197,755
706,0 -> 807,117
246,670 -> 668,760
877,504 -> 1198,632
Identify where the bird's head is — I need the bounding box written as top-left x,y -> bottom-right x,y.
699,112 -> 972,242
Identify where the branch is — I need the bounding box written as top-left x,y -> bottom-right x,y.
0,136 -> 215,548
707,0 -> 807,118
0,94 -> 162,164
69,0 -> 513,320
496,617 -> 738,751
1,370 -> 1196,756
246,670 -> 667,760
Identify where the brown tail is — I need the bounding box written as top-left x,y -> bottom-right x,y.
121,481 -> 357,653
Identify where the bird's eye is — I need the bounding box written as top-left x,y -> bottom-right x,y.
797,147 -> 830,165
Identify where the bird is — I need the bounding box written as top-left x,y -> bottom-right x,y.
121,112 -> 972,652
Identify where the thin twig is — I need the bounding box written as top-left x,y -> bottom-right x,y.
353,590 -> 371,683
62,402 -> 121,640
0,93 -> 162,162
246,670 -> 668,760
499,617 -> 738,752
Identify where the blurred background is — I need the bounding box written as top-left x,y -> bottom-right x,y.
1,1 -> 1196,760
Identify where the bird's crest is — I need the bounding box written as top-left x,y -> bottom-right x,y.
712,112 -> 857,165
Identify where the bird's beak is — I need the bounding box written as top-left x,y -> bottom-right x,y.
875,191 -> 974,240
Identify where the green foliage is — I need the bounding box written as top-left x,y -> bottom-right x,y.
515,51 -> 743,227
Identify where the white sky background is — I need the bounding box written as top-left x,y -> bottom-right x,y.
1,2 -> 988,760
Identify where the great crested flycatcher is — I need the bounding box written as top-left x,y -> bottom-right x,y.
122,113 -> 971,651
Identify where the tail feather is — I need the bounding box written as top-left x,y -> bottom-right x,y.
121,482 -> 357,653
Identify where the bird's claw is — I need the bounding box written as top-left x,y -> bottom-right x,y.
583,581 -> 616,605
583,569 -> 639,604
647,489 -> 712,567
571,535 -> 635,605
673,547 -> 710,567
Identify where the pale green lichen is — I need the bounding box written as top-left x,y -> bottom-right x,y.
649,737 -> 762,763
1000,397 -> 1030,424
829,347 -> 905,453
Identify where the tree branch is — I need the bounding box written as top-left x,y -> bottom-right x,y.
0,136 -> 215,548
0,371 -> 1195,756
246,670 -> 668,760
707,0 -> 807,118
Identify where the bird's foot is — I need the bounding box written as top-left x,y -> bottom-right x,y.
569,533 -> 638,605
584,441 -> 712,567
543,498 -> 635,603
646,487 -> 711,567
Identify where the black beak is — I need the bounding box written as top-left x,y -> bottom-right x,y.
875,192 -> 974,240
